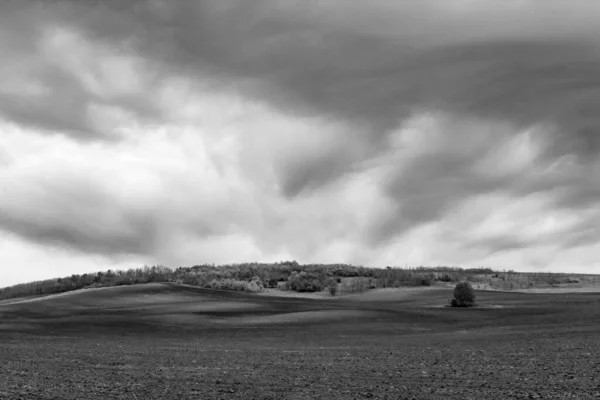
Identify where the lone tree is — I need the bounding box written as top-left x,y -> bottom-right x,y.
451,282 -> 476,307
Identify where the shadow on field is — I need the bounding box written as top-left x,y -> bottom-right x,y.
1,282 -> 599,337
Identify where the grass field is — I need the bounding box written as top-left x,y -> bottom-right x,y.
1,283 -> 599,399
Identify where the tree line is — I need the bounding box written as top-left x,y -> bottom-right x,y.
0,261 -> 555,301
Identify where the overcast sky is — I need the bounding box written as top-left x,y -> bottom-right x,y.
2,0 -> 600,286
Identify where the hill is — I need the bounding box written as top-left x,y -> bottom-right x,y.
2,281 -> 599,334
3,282 -> 600,399
2,262 -> 600,304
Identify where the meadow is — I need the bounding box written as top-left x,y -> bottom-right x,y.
1,282 -> 599,399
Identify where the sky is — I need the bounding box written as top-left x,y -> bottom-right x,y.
2,0 -> 600,286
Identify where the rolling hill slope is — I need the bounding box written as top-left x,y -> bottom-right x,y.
1,282 -> 599,337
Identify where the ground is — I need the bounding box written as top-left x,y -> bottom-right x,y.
1,283 -> 599,399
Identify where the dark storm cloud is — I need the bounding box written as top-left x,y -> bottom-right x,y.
0,212 -> 156,256
0,181 -> 239,258
5,0 -> 600,165
413,41 -> 600,159
50,0 -> 600,195
0,173 -> 159,255
375,155 -> 508,244
0,66 -> 100,138
0,1 -> 161,140
560,219 -> 600,250
464,209 -> 600,256
2,0 -> 600,262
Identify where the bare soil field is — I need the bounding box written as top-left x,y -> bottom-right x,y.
1,283 -> 599,399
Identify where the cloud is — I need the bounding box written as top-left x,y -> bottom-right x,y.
2,0 -> 600,285
0,114 -> 253,257
0,82 -> 372,265
36,0 -> 597,193
0,6 -> 161,140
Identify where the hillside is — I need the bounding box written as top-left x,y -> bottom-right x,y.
2,281 -> 599,334
0,283 -> 445,334
2,262 -> 599,303
3,282 -> 600,399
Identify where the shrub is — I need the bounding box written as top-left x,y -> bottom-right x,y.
206,279 -> 263,293
114,276 -> 133,286
250,276 -> 264,288
327,279 -> 338,296
412,277 -> 432,286
451,282 -> 476,307
285,271 -> 324,292
245,280 -> 263,293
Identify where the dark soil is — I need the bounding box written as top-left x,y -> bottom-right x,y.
1,284 -> 599,399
